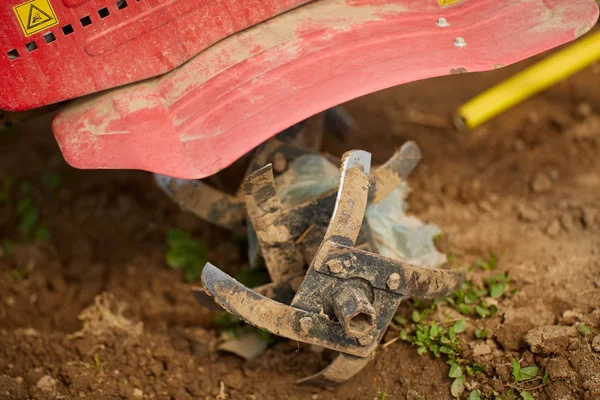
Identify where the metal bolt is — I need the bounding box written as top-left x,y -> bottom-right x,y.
436,17 -> 449,27
453,37 -> 466,47
299,317 -> 314,335
386,273 -> 401,290
327,259 -> 344,274
358,334 -> 373,346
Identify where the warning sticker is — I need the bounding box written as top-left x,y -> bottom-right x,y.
438,0 -> 463,6
13,0 -> 59,37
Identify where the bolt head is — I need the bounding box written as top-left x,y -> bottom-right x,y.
436,17 -> 449,27
386,273 -> 401,290
453,37 -> 466,47
327,259 -> 344,274
299,317 -> 314,334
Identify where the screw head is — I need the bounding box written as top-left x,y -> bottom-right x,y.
326,259 -> 344,274
453,37 -> 466,47
299,317 -> 314,335
386,273 -> 401,290
436,17 -> 449,27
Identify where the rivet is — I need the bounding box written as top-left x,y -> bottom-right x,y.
436,17 -> 449,27
299,317 -> 314,334
327,259 -> 344,274
453,37 -> 466,47
386,273 -> 401,290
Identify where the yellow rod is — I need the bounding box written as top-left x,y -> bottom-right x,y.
456,29 -> 600,130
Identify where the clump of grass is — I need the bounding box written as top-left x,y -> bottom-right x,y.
165,229 -> 208,282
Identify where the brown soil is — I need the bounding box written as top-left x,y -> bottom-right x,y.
1,57 -> 600,400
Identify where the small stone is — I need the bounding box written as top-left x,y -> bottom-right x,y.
36,376 -> 56,393
531,173 -> 553,193
560,213 -> 577,232
516,204 -> 540,222
525,325 -> 578,355
562,310 -> 582,324
132,388 -> 144,400
473,343 -> 492,356
514,138 -> 527,152
592,335 -> 600,353
581,207 -> 598,228
575,102 -> 593,119
546,220 -> 561,237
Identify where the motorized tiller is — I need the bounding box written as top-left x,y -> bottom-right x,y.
1,0 -> 598,385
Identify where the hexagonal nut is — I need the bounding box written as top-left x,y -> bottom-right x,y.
333,286 -> 377,339
299,317 -> 314,335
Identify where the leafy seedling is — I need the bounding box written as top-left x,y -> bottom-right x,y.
165,229 -> 208,282
579,324 -> 591,337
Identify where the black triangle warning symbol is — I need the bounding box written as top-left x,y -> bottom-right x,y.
27,4 -> 53,30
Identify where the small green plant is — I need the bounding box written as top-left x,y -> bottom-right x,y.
507,358 -> 546,399
469,390 -> 481,400
474,328 -> 489,339
578,323 -> 591,337
14,182 -> 51,242
9,268 -> 27,282
0,176 -> 14,203
473,254 -> 498,271
376,388 -> 387,400
165,229 -> 208,282
487,273 -> 511,299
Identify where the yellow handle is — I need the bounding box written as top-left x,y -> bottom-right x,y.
456,29 -> 600,130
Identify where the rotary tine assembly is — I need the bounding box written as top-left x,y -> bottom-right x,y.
198,149 -> 465,385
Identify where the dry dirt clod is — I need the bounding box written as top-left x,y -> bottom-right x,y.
581,207 -> 598,229
574,102 -> 593,119
132,388 -> 144,400
473,343 -> 492,356
531,173 -> 553,193
592,335 -> 600,353
36,375 -> 56,393
524,325 -> 578,355
516,204 -> 540,222
546,219 -> 562,237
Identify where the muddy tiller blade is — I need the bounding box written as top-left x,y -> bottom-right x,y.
198,149 -> 464,384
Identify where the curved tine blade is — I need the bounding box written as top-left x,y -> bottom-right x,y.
323,150 -> 371,245
241,164 -> 283,218
297,353 -> 371,386
154,173 -> 246,231
242,165 -> 304,281
191,287 -> 224,311
201,263 -> 371,357
369,141 -> 422,204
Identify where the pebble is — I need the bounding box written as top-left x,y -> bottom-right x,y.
132,388 -> 144,400
531,173 -> 553,193
473,343 -> 492,356
516,204 -> 540,222
546,220 -> 561,237
36,376 -> 56,393
574,102 -> 593,119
